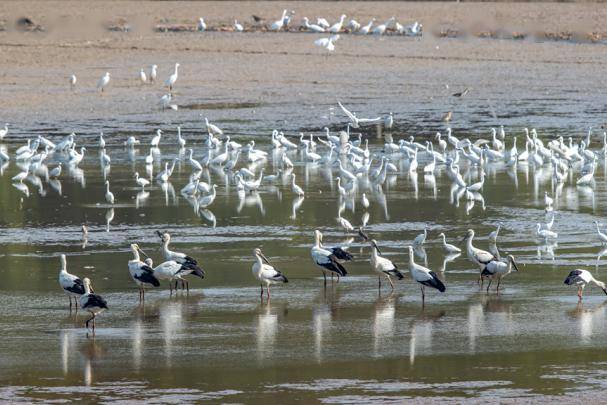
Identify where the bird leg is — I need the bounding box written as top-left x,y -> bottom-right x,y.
496,277 -> 502,293
170,281 -> 173,296
85,314 -> 94,329
578,287 -> 583,301
378,276 -> 381,291
421,286 -> 425,305
92,315 -> 96,332
267,285 -> 271,300
336,274 -> 340,283
175,280 -> 179,291
323,271 -> 327,286
69,297 -> 73,311
260,284 -> 264,298
486,279 -> 492,293
387,275 -> 394,291
185,279 -> 190,294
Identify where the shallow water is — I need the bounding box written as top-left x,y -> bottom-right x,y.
2,6 -> 607,400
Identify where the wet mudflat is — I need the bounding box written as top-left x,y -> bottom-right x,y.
2,1 -> 607,403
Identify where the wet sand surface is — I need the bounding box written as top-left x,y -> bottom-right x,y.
1,1 -> 607,403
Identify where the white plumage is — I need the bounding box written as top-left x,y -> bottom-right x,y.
252,248 -> 288,299
58,254 -> 85,310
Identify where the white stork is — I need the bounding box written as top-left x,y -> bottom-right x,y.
463,229 -> 497,284
128,244 -> 160,301
157,232 -> 205,291
80,278 -> 108,332
252,248 -> 288,299
407,246 -> 446,304
311,230 -> 348,285
58,254 -> 85,310
481,255 -> 519,292
369,240 -> 404,291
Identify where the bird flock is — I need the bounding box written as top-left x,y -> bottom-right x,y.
3,50 -> 607,334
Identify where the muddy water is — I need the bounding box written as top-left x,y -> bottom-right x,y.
2,2 -> 607,402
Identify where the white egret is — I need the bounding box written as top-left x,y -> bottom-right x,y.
69,74 -> 76,90
97,72 -> 110,93
150,65 -> 157,83
139,68 -> 147,84
165,63 -> 180,92
594,221 -> 607,245
438,233 -> 461,254
329,14 -> 346,33
291,174 -> 305,196
303,17 -> 324,33
134,172 -> 149,190
198,17 -> 207,31
234,20 -> 244,32
104,180 -> 115,204
536,223 -> 557,240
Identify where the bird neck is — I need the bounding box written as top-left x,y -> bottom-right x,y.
84,282 -> 91,295
132,248 -> 140,261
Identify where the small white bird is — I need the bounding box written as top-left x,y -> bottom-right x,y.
150,65 -> 158,83
328,14 -> 346,33
139,68 -> 147,84
413,226 -> 428,246
536,223 -> 557,240
361,193 -> 370,209
544,191 -> 554,208
234,20 -> 244,32
49,163 -> 62,178
165,63 -> 180,92
438,232 -> 461,254
69,74 -> 77,90
135,172 -> 149,189
314,34 -> 340,52
198,17 -> 207,32
291,174 -> 304,196
105,180 -> 115,204
151,129 -> 162,147
564,269 -> 607,301
594,221 -> 607,245
97,72 -> 110,93
252,248 -> 288,299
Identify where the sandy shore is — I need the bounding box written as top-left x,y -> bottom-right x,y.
0,1 -> 606,141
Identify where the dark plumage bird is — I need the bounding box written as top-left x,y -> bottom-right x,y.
564,269 -> 607,301
158,231 -> 205,292
80,278 -> 108,332
311,230 -> 348,284
128,244 -> 160,301
452,88 -> 470,97
407,246 -> 446,303
370,239 -> 405,291
58,254 -> 85,310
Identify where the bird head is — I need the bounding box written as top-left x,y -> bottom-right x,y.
462,229 -> 474,241
508,255 -> 520,271
370,239 -> 381,254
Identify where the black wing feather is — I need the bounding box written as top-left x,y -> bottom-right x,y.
65,278 -> 85,295
135,271 -> 160,287
331,247 -> 353,261
84,294 -> 108,310
564,270 -> 583,285
420,271 -> 446,292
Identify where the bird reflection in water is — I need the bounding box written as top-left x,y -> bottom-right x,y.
408,309 -> 445,366
567,301 -> 607,345
373,293 -> 396,356
79,339 -> 104,387
255,302 -> 280,363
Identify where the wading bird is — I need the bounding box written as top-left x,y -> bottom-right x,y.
482,255 -> 519,292
157,232 -> 205,291
369,239 -> 404,291
311,229 -> 348,284
58,254 -> 85,310
564,269 -> 607,301
252,248 -> 288,299
80,278 -> 108,332
128,244 -> 160,301
407,246 -> 446,304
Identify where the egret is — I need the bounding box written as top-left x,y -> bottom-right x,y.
139,68 -> 147,84
438,232 -> 461,254
234,20 -> 244,32
252,248 -> 288,299
270,9 -> 288,31
545,191 -> 553,208
489,224 -> 501,244
58,254 -> 85,310
97,72 -> 110,93
369,239 -> 405,291
205,117 -> 223,136
69,74 -> 76,90
187,148 -> 203,171
311,230 -> 348,284
150,65 -> 157,83
359,18 -> 375,35
361,193 -> 370,209
104,180 -> 115,204
337,214 -> 355,232
79,278 -> 108,332
594,221 -> 607,245
151,129 -> 162,147
536,223 -> 558,240
338,101 -> 382,128
177,126 -> 186,148
564,269 -> 607,301
413,227 -> 428,246
134,172 -> 149,190
291,174 -> 305,196
198,184 -> 217,208
303,17 -> 324,33
372,17 -> 395,35
407,246 -> 446,303
314,34 -> 339,52
329,14 -> 346,33
165,63 -> 179,92
49,163 -> 62,178
198,17 -> 207,32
